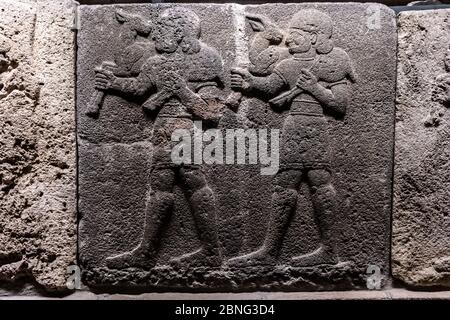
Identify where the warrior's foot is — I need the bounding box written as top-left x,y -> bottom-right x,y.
433,256 -> 450,272
106,246 -> 156,270
227,247 -> 277,268
170,248 -> 222,269
291,245 -> 337,267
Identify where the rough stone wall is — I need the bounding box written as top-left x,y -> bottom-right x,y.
0,0 -> 76,291
393,9 -> 450,287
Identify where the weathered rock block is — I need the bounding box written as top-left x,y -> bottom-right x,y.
78,3 -> 396,291
0,0 -> 76,291
393,9 -> 450,287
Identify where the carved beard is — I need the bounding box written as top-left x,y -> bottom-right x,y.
155,39 -> 179,54
286,34 -> 312,54
288,42 -> 312,54
153,22 -> 183,54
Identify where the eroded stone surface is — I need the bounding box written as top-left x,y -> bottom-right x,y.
78,3 -> 396,291
0,0 -> 76,291
393,9 -> 450,287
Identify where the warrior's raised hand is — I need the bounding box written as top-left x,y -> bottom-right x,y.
296,69 -> 318,92
230,67 -> 252,92
94,66 -> 117,91
86,61 -> 118,117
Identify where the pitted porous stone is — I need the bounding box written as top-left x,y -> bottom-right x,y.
0,0 -> 76,291
78,3 -> 396,291
393,9 -> 450,287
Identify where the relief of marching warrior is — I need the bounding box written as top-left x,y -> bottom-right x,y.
92,8 -> 228,269
229,9 -> 356,267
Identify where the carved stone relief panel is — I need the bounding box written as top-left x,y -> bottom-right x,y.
78,3 -> 396,291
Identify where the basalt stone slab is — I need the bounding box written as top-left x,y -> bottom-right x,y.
78,3 -> 396,291
393,9 -> 450,287
0,0 -> 76,290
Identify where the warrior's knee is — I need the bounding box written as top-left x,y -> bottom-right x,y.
150,169 -> 175,192
307,170 -> 335,206
191,186 -> 214,202
307,169 -> 331,187
180,168 -> 207,193
273,169 -> 301,190
273,185 -> 297,208
311,184 -> 336,213
149,190 -> 175,208
315,184 -> 335,199
159,191 -> 175,203
190,187 -> 217,221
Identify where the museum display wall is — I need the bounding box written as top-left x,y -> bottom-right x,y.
1,0 -> 450,297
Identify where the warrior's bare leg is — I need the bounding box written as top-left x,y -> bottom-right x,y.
227,169 -> 301,266
291,169 -> 338,266
106,168 -> 175,269
169,167 -> 222,268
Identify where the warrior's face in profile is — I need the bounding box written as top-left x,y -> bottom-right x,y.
285,9 -> 334,56
152,19 -> 182,54
285,28 -> 316,54
152,8 -> 201,55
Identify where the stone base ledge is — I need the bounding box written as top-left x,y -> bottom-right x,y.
3,289 -> 450,300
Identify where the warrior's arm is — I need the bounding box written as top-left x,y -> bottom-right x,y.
95,64 -> 155,97
181,81 -> 228,124
296,66 -> 351,116
109,71 -> 154,97
252,73 -> 286,97
307,81 -> 350,116
178,85 -> 209,112
230,68 -> 286,98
